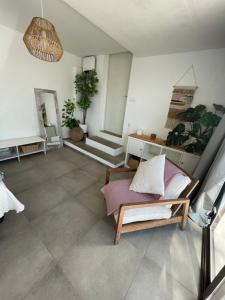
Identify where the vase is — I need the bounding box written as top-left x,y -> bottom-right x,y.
79,124 -> 88,133
69,127 -> 84,142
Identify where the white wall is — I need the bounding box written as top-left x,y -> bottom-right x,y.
123,48 -> 225,139
0,24 -> 81,140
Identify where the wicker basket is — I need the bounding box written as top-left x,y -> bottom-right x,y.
21,143 -> 39,154
69,127 -> 84,142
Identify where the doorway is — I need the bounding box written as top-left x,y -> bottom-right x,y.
104,52 -> 132,136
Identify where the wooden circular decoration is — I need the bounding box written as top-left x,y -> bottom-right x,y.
23,17 -> 63,62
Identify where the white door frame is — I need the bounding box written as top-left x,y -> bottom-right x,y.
100,53 -> 132,142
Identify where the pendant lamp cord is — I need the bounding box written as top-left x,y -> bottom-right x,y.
41,0 -> 44,18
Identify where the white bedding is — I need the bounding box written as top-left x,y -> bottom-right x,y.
0,181 -> 24,218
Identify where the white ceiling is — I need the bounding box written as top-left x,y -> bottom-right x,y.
0,0 -> 126,56
64,0 -> 225,56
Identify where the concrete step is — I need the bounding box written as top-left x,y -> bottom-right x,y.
101,130 -> 122,138
86,136 -> 124,156
98,130 -> 123,145
64,139 -> 125,168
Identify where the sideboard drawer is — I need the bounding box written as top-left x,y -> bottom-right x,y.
127,138 -> 144,157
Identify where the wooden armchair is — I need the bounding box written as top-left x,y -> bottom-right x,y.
105,162 -> 199,245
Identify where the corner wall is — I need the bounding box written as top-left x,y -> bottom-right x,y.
0,24 -> 81,140
123,48 -> 225,139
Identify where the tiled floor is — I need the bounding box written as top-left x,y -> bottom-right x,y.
0,147 -> 202,300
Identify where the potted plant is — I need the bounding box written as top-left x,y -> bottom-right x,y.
166,103 -> 225,153
74,70 -> 99,133
62,99 -> 84,142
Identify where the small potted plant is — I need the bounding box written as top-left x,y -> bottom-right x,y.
74,70 -> 99,133
62,99 -> 84,142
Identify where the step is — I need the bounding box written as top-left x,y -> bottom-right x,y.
64,139 -> 125,168
98,130 -> 123,145
86,136 -> 124,156
101,130 -> 122,138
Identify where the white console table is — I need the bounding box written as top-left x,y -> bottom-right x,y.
126,134 -> 200,174
0,136 -> 46,162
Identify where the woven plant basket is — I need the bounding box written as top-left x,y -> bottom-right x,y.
23,17 -> 63,62
21,143 -> 39,154
69,127 -> 84,142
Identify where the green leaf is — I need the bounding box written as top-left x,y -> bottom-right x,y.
200,112 -> 221,128
74,70 -> 99,123
177,107 -> 201,122
213,103 -> 225,114
61,99 -> 80,128
174,123 -> 185,134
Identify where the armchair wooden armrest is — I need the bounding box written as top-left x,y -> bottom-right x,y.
114,198 -> 190,244
105,167 -> 137,184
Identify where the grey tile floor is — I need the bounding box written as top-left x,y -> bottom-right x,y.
0,147 -> 201,300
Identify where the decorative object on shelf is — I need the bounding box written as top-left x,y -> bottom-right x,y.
82,56 -> 96,71
166,104 -> 225,154
150,133 -> 157,140
62,99 -> 84,142
23,0 -> 63,62
136,129 -> 143,135
74,70 -> 99,131
165,65 -> 198,129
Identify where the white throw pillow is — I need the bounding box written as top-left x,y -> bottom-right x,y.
162,174 -> 191,200
114,206 -> 172,224
129,154 -> 165,195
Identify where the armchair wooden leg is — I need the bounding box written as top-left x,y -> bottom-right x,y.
114,230 -> 121,245
113,206 -> 125,245
180,201 -> 190,230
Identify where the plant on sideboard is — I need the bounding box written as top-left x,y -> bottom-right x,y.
74,70 -> 99,132
166,103 -> 225,154
62,99 -> 84,142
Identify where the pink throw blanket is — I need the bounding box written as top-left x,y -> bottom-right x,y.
101,159 -> 186,215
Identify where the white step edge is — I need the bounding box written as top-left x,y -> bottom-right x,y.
64,140 -> 124,168
86,138 -> 123,156
98,131 -> 124,146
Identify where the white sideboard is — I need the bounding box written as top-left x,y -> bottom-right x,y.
0,136 -> 46,162
125,134 -> 200,174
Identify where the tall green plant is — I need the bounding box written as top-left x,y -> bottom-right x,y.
166,103 -> 225,153
62,99 -> 80,129
74,70 -> 99,124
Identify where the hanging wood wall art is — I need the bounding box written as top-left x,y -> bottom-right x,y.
165,65 -> 198,129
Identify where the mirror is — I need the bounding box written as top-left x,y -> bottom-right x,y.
34,88 -> 63,148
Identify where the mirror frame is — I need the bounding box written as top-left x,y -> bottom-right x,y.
34,88 -> 63,147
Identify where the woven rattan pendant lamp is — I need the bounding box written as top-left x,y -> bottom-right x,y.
23,0 -> 63,62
